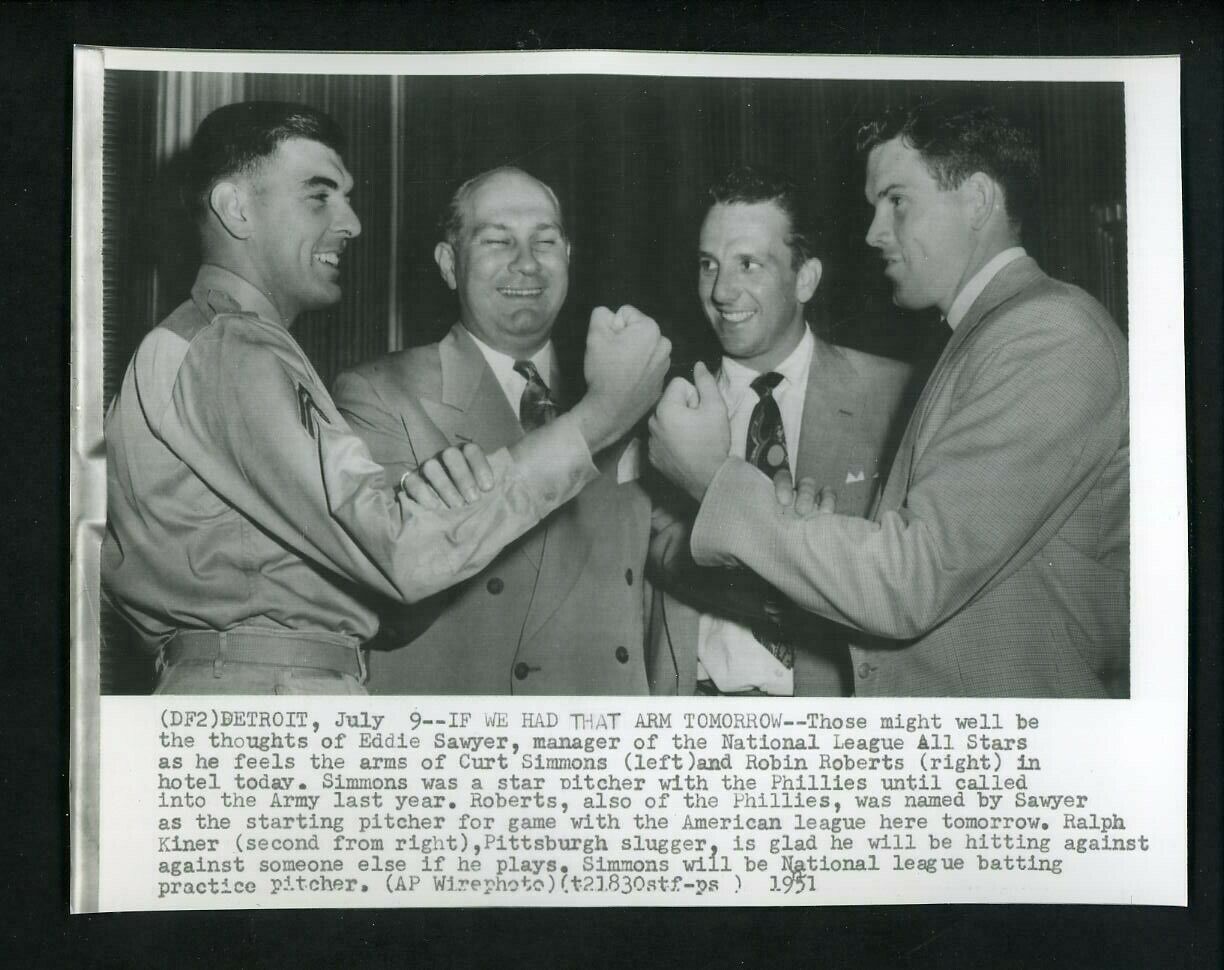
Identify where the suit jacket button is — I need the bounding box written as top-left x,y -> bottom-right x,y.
514,662 -> 530,680
624,568 -> 634,585
615,646 -> 630,664
487,577 -> 504,595
857,662 -> 873,679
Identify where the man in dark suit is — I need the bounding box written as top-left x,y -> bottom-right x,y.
650,103 -> 1129,698
335,166 -> 655,694
647,168 -> 914,696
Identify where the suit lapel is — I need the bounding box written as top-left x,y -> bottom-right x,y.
517,352 -> 607,644
452,326 -> 558,575
879,256 -> 1045,514
944,256 -> 1043,361
518,424 -> 615,644
436,325 -> 524,453
791,338 -> 877,694
913,257 -> 1043,431
431,326 -> 594,641
793,337 -> 866,489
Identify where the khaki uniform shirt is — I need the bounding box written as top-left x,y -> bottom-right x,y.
102,265 -> 597,653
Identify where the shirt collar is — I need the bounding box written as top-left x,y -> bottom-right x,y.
719,326 -> 815,412
193,264 -> 286,328
465,327 -> 555,389
945,247 -> 1026,330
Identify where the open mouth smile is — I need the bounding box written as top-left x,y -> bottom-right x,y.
717,309 -> 756,324
498,286 -> 544,298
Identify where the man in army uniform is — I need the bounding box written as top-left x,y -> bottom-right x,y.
102,101 -> 670,695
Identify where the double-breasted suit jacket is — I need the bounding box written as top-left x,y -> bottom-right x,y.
647,335 -> 914,696
334,324 -> 653,694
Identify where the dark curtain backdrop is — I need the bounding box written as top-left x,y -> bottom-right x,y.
105,71 -> 1125,396
392,75 -> 1127,379
100,71 -> 1126,691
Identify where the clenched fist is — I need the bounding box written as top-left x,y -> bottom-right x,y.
648,362 -> 732,501
573,305 -> 671,453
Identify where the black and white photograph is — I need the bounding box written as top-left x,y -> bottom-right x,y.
70,49 -> 1188,915
92,65 -> 1131,701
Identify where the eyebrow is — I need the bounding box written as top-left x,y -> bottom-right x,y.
303,176 -> 341,191
873,182 -> 906,200
697,247 -> 769,260
471,221 -> 562,233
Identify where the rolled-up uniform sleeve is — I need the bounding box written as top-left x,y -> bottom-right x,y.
153,319 -> 598,605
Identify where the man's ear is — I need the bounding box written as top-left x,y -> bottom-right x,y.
208,181 -> 253,240
964,172 -> 999,231
796,256 -> 822,304
434,242 -> 458,290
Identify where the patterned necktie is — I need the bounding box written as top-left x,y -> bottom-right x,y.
747,372 -> 790,479
745,371 -> 794,670
514,360 -> 558,431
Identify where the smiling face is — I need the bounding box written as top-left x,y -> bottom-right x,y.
698,201 -> 819,373
243,137 -> 361,324
864,136 -> 977,316
437,170 -> 570,357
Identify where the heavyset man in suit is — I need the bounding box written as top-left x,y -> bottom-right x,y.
335,167 -> 658,694
650,102 -> 1129,698
648,168 -> 914,696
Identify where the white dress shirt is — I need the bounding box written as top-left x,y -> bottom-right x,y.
697,326 -> 816,695
465,329 -> 557,421
946,247 -> 1027,330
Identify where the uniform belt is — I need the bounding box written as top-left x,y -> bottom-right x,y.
163,630 -> 365,681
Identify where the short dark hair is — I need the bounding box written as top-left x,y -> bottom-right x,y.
184,101 -> 346,223
705,167 -> 818,270
856,100 -> 1038,232
438,165 -> 566,248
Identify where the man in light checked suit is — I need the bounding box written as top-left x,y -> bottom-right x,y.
649,101 -> 1129,698
646,168 -> 914,697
